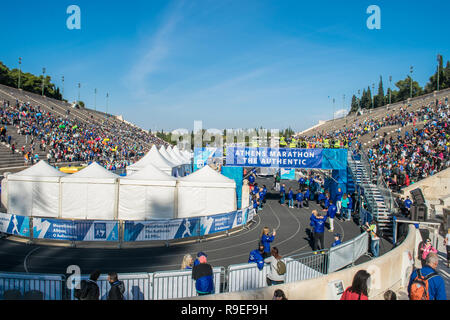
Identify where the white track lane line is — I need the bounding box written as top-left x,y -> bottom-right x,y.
23,247 -> 40,273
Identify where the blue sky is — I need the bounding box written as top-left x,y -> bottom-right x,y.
1,0 -> 449,132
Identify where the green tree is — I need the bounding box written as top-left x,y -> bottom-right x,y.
374,76 -> 384,108
395,76 -> 423,101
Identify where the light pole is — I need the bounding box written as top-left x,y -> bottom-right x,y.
357,89 -> 361,115
62,76 -> 65,99
371,83 -> 375,109
18,57 -> 22,90
94,88 -> 97,111
410,66 -> 413,98
343,94 -> 346,114
389,76 -> 392,104
77,83 -> 81,103
41,68 -> 46,96
106,93 -> 109,116
437,54 -> 441,92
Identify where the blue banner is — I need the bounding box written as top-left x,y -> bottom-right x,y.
226,147 -> 347,169
226,147 -> 323,168
32,219 -> 119,241
124,218 -> 201,242
0,213 -> 30,237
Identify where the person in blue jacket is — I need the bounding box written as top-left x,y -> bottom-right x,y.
408,252 -> 446,300
192,255 -> 214,296
327,201 -> 337,232
261,227 -> 276,257
248,243 -> 266,270
253,183 -> 260,195
262,185 -> 267,204
317,189 -> 326,205
303,188 -> 310,207
280,184 -> 286,206
296,189 -> 304,208
298,176 -> 306,189
404,196 -> 413,216
248,173 -> 255,186
331,233 -> 342,247
322,194 -> 330,210
288,188 -> 294,208
258,189 -> 265,210
310,210 -> 327,251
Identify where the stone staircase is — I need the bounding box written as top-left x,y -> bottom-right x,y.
348,151 -> 393,236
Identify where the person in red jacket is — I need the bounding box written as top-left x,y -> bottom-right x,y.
340,270 -> 371,300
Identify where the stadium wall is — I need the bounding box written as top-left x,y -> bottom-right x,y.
188,224 -> 417,300
401,167 -> 450,202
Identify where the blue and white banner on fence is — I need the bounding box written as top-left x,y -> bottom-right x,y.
32,219 -> 119,241
226,147 -> 323,168
200,209 -> 247,236
0,213 -> 30,237
124,218 -> 201,242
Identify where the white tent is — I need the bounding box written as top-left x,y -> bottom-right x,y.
177,165 -> 236,218
173,146 -> 190,163
127,145 -> 180,176
7,161 -> 67,217
61,162 -> 119,220
165,146 -> 191,176
118,164 -> 177,220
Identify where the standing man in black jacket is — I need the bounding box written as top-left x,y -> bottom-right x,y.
107,272 -> 125,300
75,270 -> 101,300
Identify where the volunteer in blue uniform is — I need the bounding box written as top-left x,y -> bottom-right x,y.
248,243 -> 266,270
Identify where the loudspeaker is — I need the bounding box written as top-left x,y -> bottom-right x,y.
411,204 -> 428,221
410,188 -> 426,205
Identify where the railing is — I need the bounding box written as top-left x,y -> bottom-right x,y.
0,272 -> 64,300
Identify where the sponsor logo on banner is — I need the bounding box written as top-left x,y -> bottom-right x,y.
0,212 -> 30,237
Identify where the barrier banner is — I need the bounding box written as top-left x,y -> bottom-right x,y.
32,218 -> 75,241
200,209 -> 245,236
124,218 -> 201,242
0,213 -> 30,237
32,219 -> 119,241
75,221 -> 119,241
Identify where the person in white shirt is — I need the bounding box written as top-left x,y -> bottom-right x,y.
264,247 -> 286,286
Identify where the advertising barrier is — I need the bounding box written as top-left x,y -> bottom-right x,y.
32,219 -> 119,241
0,212 -> 30,237
2,207 -> 252,243
124,208 -> 250,242
124,217 -> 201,242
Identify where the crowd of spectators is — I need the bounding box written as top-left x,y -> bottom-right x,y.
366,100 -> 450,192
0,99 -> 169,170
289,98 -> 450,195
